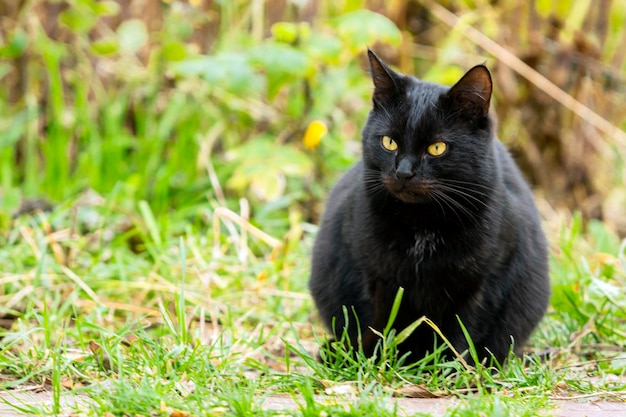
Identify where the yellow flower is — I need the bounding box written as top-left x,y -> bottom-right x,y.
303,120 -> 328,149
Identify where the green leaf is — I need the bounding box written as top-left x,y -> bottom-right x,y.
91,38 -> 119,56
588,220 -> 621,254
249,42 -> 313,99
395,316 -> 427,345
535,0 -> 552,17
117,19 -> 148,54
0,30 -> 28,58
423,66 -> 465,86
94,0 -> 121,16
162,41 -> 187,61
588,278 -> 623,311
227,137 -> 313,201
271,22 -> 300,44
0,108 -> 31,149
172,53 -> 260,95
59,6 -> 98,33
0,187 -> 22,213
333,10 -> 401,52
271,21 -> 311,44
305,32 -> 343,64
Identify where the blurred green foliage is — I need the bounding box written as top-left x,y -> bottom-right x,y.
0,0 -> 407,239
550,214 -> 626,346
2,0 -> 626,235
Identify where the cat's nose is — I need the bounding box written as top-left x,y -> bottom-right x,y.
396,158 -> 414,179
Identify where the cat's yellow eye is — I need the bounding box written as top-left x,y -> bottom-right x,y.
381,135 -> 398,151
427,141 -> 447,157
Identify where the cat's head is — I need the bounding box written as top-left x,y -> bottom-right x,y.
361,50 -> 496,211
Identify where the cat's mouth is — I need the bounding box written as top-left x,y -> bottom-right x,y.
383,176 -> 434,203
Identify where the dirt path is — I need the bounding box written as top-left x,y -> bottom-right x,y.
1,390 -> 625,416
0,390 -> 84,417
262,394 -> 626,417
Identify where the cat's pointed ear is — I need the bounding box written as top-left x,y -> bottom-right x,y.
367,49 -> 401,103
447,65 -> 492,118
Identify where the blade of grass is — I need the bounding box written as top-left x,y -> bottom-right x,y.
176,237 -> 188,344
383,286 -> 404,338
139,199 -> 163,249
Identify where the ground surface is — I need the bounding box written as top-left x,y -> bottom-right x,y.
1,389 -> 626,417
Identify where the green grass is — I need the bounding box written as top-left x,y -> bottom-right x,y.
1,0 -> 626,415
0,193 -> 625,416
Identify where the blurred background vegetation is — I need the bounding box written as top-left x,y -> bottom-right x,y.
0,0 -> 625,237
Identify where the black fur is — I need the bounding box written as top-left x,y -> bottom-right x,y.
309,50 -> 550,365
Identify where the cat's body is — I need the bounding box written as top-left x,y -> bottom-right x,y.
309,50 -> 550,364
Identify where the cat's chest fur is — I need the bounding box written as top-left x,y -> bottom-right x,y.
406,229 -> 442,261
355,198 -> 485,289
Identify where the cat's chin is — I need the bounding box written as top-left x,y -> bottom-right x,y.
392,191 -> 430,204
383,178 -> 432,204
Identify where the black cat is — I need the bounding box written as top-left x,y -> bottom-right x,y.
309,50 -> 550,365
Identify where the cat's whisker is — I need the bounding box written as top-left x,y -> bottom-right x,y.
363,169 -> 388,197
440,178 -> 495,193
428,190 -> 448,221
430,190 -> 464,224
443,194 -> 480,224
438,183 -> 494,199
431,188 -> 482,227
366,185 -> 386,196
439,191 -> 487,211
436,194 -> 481,228
435,183 -> 490,208
442,180 -> 520,231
